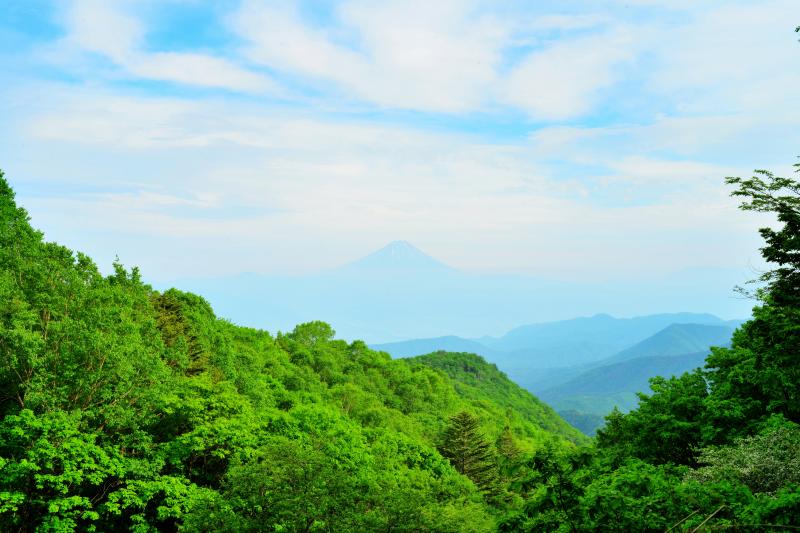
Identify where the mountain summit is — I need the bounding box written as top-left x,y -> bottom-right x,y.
339,240 -> 454,272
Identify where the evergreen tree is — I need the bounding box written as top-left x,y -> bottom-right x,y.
495,424 -> 522,489
439,411 -> 499,495
496,425 -> 520,462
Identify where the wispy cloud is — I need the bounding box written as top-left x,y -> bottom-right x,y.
9,84 -> 764,281
0,0 -> 797,286
61,0 -> 276,93
501,28 -> 635,120
230,0 -> 507,112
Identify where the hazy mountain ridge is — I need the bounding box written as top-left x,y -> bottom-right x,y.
373,313 -> 739,369
372,336 -> 502,359
376,320 -> 740,435
537,323 -> 737,433
166,241 -> 752,343
169,241 -> 746,437
334,240 -> 454,274
541,352 -> 710,405
602,323 -> 736,365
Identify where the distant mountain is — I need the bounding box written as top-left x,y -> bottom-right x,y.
380,321 -> 739,436
375,313 -> 737,369
541,351 -> 709,404
335,240 -> 453,274
165,241 -> 753,343
558,410 -> 607,437
370,334 -> 591,394
371,335 -> 498,359
481,313 -> 736,368
371,316 -> 741,396
543,352 -> 710,435
602,323 -> 735,365
538,322 -> 737,435
505,365 -> 589,395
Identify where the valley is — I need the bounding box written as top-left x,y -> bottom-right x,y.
375,316 -> 741,434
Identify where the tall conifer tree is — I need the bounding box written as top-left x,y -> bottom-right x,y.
439,411 -> 499,495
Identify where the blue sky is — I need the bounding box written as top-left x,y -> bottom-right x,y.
1,0 -> 799,287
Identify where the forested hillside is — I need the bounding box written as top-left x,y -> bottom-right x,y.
492,163 -> 800,530
406,352 -> 582,440
381,322 -> 740,437
0,170 -> 579,531
2,157 -> 800,531
540,323 -> 737,435
542,352 -> 708,434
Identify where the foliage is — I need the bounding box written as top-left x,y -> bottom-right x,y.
498,444 -> 591,533
595,370 -> 708,466
582,157 -> 800,530
725,164 -> 800,305
687,418 -> 800,494
2,149 -> 800,530
2,169 -> 578,531
408,351 -> 586,445
491,154 -> 800,531
439,411 -> 499,496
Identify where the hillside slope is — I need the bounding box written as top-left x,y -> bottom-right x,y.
407,352 -> 585,443
541,352 -> 709,405
0,172 -> 579,531
534,323 -> 735,435
602,323 -> 733,364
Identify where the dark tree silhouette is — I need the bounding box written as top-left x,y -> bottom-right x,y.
439,411 -> 499,495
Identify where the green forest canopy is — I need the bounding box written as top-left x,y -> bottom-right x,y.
0,158 -> 799,531
0,168 -> 580,531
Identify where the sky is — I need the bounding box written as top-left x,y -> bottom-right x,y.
1,0 -> 799,285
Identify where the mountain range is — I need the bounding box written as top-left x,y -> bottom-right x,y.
372,314 -> 741,371
373,319 -> 741,435
166,240 -> 747,435
166,240 -> 752,344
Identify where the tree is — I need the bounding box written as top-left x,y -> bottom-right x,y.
595,370 -> 709,466
704,163 -> 800,437
687,418 -> 800,494
500,444 -> 589,533
439,411 -> 499,495
725,163 -> 800,306
222,435 -> 369,532
496,425 -> 520,462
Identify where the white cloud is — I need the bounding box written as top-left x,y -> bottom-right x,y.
501,29 -> 635,120
231,2 -> 364,82
528,14 -> 609,32
44,0 -> 800,121
647,0 -> 800,115
11,86 -> 765,281
229,2 -> 670,119
229,2 -> 638,117
4,0 -> 798,283
129,52 -> 274,93
607,156 -> 734,186
62,0 -> 276,93
64,0 -> 141,63
231,0 -> 506,112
